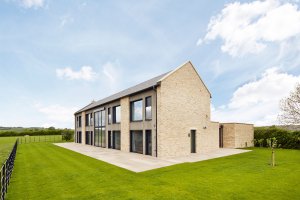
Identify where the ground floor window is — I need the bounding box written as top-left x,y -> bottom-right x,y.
113,131 -> 121,150
85,131 -> 93,145
94,128 -> 106,147
108,131 -> 121,150
130,130 -> 143,154
145,130 -> 152,155
76,131 -> 82,143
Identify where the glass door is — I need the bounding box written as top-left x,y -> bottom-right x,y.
130,130 -> 143,154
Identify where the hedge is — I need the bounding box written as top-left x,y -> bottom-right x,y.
254,126 -> 300,149
0,129 -> 74,137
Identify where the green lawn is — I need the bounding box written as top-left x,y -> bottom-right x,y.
6,143 -> 300,200
0,135 -> 63,165
0,137 -> 17,164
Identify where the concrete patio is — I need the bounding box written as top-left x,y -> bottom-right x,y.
54,143 -> 251,172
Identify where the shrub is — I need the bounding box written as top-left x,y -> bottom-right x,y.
254,126 -> 300,149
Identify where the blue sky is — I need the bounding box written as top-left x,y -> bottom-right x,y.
0,0 -> 300,128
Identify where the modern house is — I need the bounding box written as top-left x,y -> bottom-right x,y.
74,61 -> 253,158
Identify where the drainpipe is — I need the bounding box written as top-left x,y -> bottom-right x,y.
153,85 -> 158,157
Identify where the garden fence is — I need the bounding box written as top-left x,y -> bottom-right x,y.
0,139 -> 18,200
18,135 -> 63,144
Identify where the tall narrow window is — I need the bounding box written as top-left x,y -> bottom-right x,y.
108,107 -> 112,124
85,114 -> 89,126
130,100 -> 143,121
113,131 -> 121,150
78,116 -> 82,127
145,96 -> 152,120
76,116 -> 79,128
90,113 -> 93,126
113,106 -> 121,123
85,113 -> 93,126
94,110 -> 106,148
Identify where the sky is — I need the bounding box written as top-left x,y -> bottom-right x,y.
0,0 -> 300,128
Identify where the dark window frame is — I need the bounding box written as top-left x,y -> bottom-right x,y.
130,99 -> 143,122
108,107 -> 112,124
145,96 -> 152,120
130,130 -> 143,154
113,105 -> 121,124
94,110 -> 106,148
78,116 -> 82,127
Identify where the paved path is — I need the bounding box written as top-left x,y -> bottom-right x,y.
54,143 -> 251,173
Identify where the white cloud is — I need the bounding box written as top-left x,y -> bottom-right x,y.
102,61 -> 122,92
200,0 -> 300,56
60,15 -> 74,27
56,66 -> 97,81
19,0 -> 44,8
212,67 -> 300,126
34,103 -> 78,128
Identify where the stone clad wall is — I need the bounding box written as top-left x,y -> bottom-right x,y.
234,124 -> 254,148
222,123 -> 235,148
120,97 -> 130,152
157,62 -> 218,157
81,111 -> 86,145
221,123 -> 254,148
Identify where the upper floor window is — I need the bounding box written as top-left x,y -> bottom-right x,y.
113,106 -> 121,123
101,110 -> 105,126
85,113 -> 93,126
78,116 -> 82,127
145,96 -> 152,120
108,107 -> 112,124
131,100 -> 143,121
76,116 -> 82,128
95,110 -> 105,127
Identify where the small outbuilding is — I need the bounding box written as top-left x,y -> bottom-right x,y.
219,123 -> 254,148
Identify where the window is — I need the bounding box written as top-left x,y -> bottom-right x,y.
113,131 -> 121,150
108,107 -> 112,124
78,116 -> 82,127
145,130 -> 152,155
76,116 -> 82,128
113,106 -> 121,123
130,100 -> 143,121
101,110 -> 105,126
94,110 -> 106,147
90,113 -> 93,126
85,113 -> 92,126
130,130 -> 143,154
76,131 -> 82,143
145,96 -> 152,120
85,114 -> 89,126
85,131 -> 93,145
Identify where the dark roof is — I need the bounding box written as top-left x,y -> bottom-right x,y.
75,71 -> 170,114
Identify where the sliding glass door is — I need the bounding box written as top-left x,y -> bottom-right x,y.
130,130 -> 143,154
113,131 -> 121,150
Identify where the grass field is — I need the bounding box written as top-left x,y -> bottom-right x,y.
0,137 -> 17,165
5,143 -> 300,200
0,135 -> 63,165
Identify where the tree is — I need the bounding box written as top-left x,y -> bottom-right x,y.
62,130 -> 73,141
278,83 -> 300,125
266,137 -> 280,167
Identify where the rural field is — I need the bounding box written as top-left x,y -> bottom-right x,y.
2,140 -> 299,200
0,135 -> 63,164
0,137 -> 17,164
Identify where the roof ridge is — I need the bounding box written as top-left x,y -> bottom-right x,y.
74,70 -> 171,114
